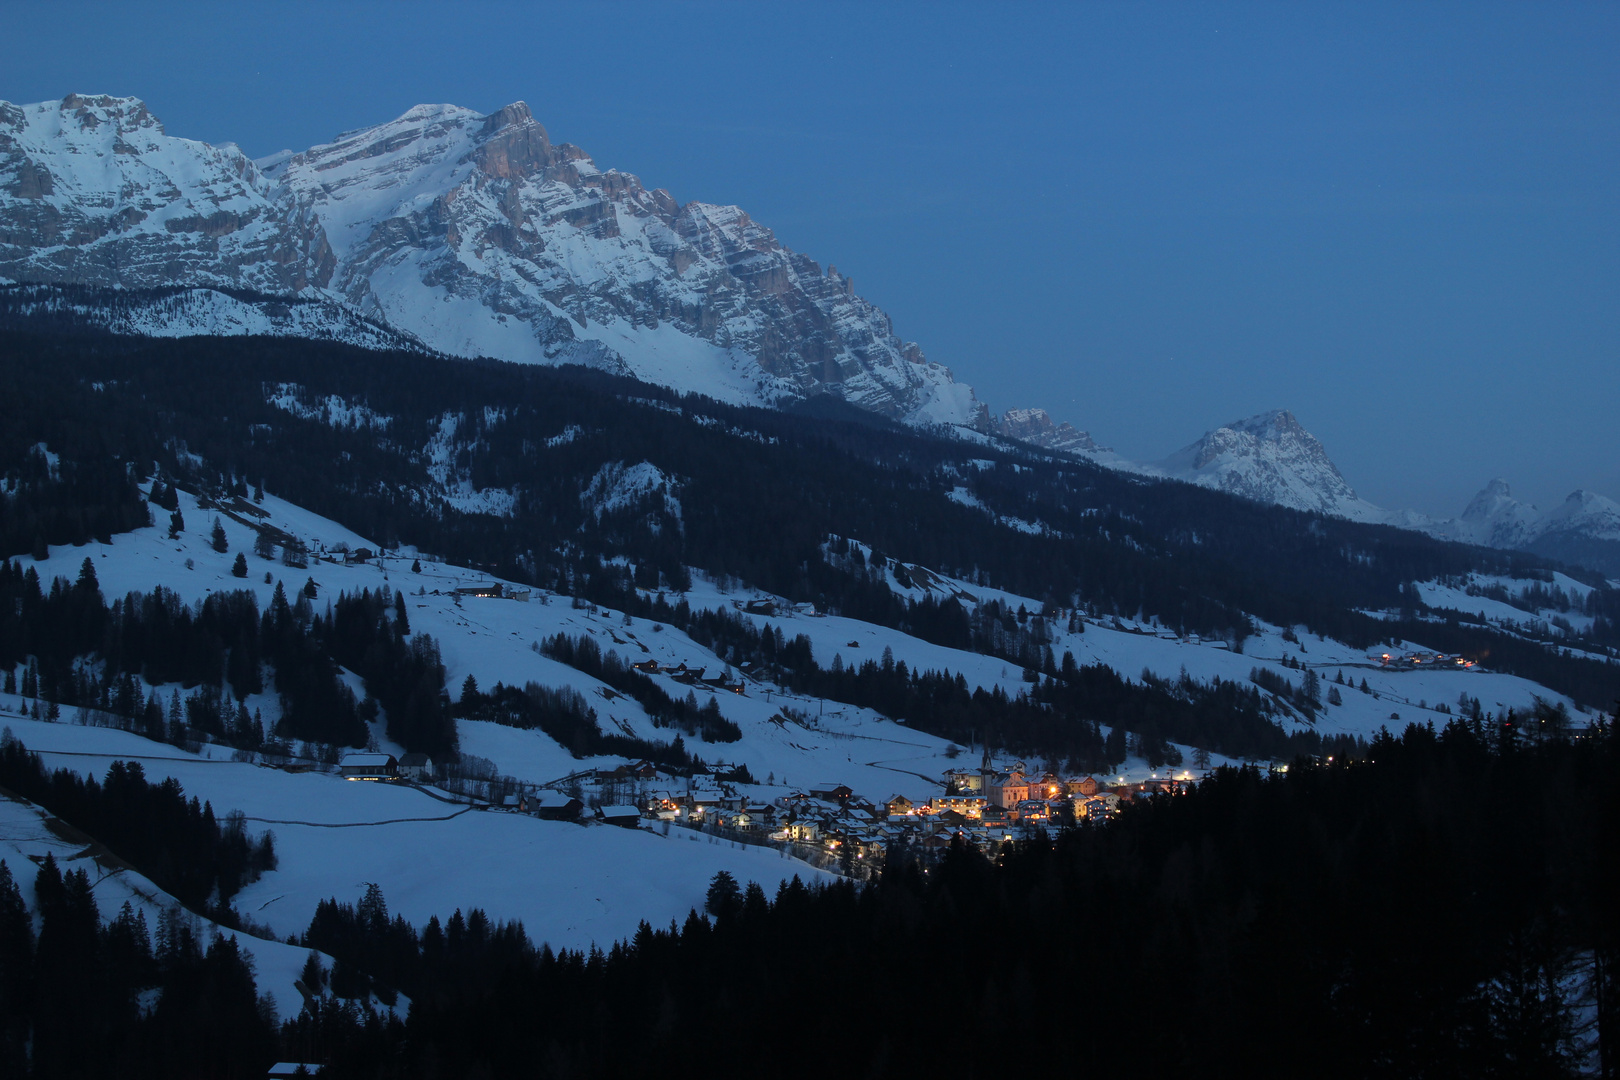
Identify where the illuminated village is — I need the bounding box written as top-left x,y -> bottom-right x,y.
547,749 -> 1204,875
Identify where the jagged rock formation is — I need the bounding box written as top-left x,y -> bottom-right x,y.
992,408 -> 1106,454
1,94 -> 985,427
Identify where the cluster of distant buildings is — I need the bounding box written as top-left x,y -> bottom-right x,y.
338,754 -> 1201,873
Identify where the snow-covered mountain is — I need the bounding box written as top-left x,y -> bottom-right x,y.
1432,479 -> 1620,574
1121,410 -> 1620,573
1144,409 -> 1389,522
0,94 -> 985,427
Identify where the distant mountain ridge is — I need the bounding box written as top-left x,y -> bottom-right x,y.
1103,409 -> 1620,575
0,94 -> 984,427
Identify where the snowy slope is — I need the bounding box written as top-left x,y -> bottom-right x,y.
29,482 -> 1582,783
0,764 -> 328,1017
1,94 -> 986,428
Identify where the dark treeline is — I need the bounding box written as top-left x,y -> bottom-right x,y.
0,736 -> 276,918
327,587 -> 455,758
455,677 -> 698,770
538,632 -> 741,743
237,714 -> 1620,1078
679,603 -> 1333,765
0,854 -> 277,1079
0,556 -> 453,757
2,329 -> 1611,710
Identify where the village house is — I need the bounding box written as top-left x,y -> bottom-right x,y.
931,793 -> 988,818
779,819 -> 821,844
885,794 -> 917,818
339,753 -> 397,780
1085,792 -> 1121,817
533,792 -> 584,821
398,752 -> 434,780
598,804 -> 642,829
987,771 -> 1030,809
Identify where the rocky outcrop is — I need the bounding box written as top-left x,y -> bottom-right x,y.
992,407 -> 1106,454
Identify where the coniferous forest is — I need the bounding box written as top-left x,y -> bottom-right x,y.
0,717 -> 1614,1077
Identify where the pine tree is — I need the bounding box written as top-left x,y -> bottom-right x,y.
168,508 -> 185,538
705,871 -> 742,921
211,516 -> 228,553
0,858 -> 34,1070
232,552 -> 248,578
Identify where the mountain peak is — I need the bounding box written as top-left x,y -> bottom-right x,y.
1224,408 -> 1307,442
1152,409 -> 1378,519
481,101 -> 537,133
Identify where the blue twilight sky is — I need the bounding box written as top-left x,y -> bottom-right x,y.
3,1 -> 1616,517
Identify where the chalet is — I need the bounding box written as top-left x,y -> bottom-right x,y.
398,753 -> 434,780
980,804 -> 1011,827
809,782 -> 853,803
631,659 -> 662,674
1014,799 -> 1050,821
501,793 -> 529,812
1080,796 -> 1114,821
453,583 -> 504,600
1071,776 -> 1099,797
780,820 -> 821,843
944,768 -> 984,793
743,598 -> 776,616
533,792 -> 584,821
670,665 -> 706,685
339,753 -> 397,780
598,805 -> 642,829
344,548 -> 374,564
885,794 -> 917,817
733,806 -> 776,832
267,1065 -> 325,1078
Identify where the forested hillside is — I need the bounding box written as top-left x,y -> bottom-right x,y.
1,329 -> 1615,713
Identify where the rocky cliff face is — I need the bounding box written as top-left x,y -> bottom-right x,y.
992,408 -> 1106,454
0,95 -> 986,428
0,95 -> 329,293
